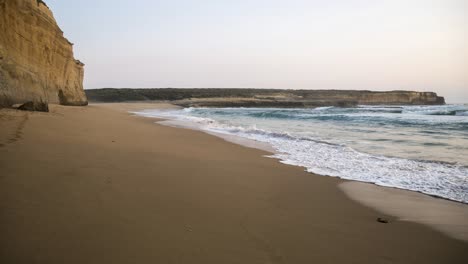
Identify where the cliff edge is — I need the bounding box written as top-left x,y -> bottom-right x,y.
86,88 -> 445,107
0,0 -> 87,107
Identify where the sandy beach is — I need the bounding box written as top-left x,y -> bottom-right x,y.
1,103 -> 467,263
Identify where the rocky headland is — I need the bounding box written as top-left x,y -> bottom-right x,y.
0,0 -> 87,108
86,88 -> 445,108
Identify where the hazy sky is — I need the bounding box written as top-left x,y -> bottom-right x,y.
47,0 -> 467,103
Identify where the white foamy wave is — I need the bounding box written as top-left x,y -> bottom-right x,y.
313,106 -> 334,111
133,108 -> 468,203
402,105 -> 466,116
268,138 -> 468,203
133,109 -> 216,126
207,123 -> 468,203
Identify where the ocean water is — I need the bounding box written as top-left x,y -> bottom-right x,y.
134,104 -> 468,203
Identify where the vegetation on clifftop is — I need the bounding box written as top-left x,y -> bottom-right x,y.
85,88 -> 445,107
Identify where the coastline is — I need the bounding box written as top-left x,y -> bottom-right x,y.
130,102 -> 468,243
1,102 -> 467,263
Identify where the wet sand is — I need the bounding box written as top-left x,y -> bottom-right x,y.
340,181 -> 468,242
1,102 -> 467,263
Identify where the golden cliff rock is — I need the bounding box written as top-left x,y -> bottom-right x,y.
0,0 -> 87,107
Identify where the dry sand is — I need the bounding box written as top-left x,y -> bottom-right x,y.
1,102 -> 467,263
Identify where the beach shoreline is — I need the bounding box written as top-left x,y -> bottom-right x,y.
1,102 -> 467,263
127,102 -> 468,243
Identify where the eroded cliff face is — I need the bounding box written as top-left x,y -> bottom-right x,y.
298,90 -> 446,105
0,0 -> 87,107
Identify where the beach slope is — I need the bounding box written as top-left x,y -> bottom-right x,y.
0,103 -> 467,263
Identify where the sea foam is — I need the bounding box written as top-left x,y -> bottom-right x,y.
134,105 -> 468,203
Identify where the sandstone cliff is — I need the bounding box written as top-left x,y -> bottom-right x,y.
0,0 -> 87,107
86,88 -> 445,107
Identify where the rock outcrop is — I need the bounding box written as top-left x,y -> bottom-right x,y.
301,90 -> 446,105
86,88 -> 445,107
0,0 -> 87,108
17,100 -> 49,112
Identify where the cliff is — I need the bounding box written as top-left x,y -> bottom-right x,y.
0,0 -> 87,107
86,88 -> 445,107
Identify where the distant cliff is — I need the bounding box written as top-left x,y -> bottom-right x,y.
0,0 -> 87,107
86,88 -> 445,107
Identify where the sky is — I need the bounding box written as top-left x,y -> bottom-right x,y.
46,0 -> 467,103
